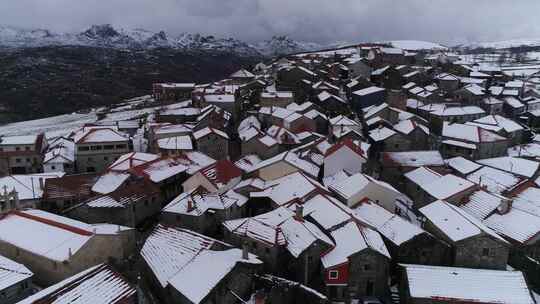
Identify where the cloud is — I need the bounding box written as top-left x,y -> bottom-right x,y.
0,0 -> 539,44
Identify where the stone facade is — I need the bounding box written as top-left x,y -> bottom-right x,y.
195,133 -> 229,160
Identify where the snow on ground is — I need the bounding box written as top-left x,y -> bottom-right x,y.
389,40 -> 447,50
0,112 -> 97,138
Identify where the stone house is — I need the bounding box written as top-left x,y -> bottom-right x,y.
351,86 -> 386,113
304,109 -> 329,135
368,127 -> 412,153
260,91 -> 295,108
141,225 -> 262,304
223,206 -> 333,286
42,137 -> 75,174
240,128 -> 280,160
0,209 -> 135,286
161,189 -> 246,237
152,82 -> 195,103
316,91 -> 348,113
353,200 -> 451,266
201,94 -> 239,119
435,73 -> 460,92
344,57 -> 372,79
404,167 -> 477,208
73,127 -> 132,173
182,159 -> 243,194
276,65 -> 318,92
329,173 -> 403,213
0,134 -> 47,176
420,200 -> 510,270
323,139 -> 367,178
321,221 -> 391,301
42,173 -> 99,212
193,127 -> 230,160
0,255 -> 33,304
441,122 -> 509,160
378,150 -> 445,190
65,178 -> 162,227
371,66 -> 403,90
230,69 -> 255,84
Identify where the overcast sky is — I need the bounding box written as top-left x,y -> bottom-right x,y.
1,0 -> 539,45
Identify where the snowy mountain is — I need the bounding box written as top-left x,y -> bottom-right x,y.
460,38 -> 540,50
388,40 -> 447,51
0,24 -> 335,57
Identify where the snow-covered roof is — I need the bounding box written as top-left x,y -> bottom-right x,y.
330,173 -> 399,201
405,168 -> 475,200
368,127 -> 396,142
197,159 -> 242,189
0,135 -> 39,146
382,151 -> 443,167
0,209 -> 131,262
430,106 -> 485,117
18,264 -> 135,304
250,172 -> 328,206
477,157 -> 539,178
91,172 -> 130,195
466,166 -> 521,195
224,207 -> 332,258
247,151 -> 319,179
203,94 -> 236,104
443,122 -> 507,143
401,264 -> 534,304
230,69 -> 255,78
420,200 -> 507,243
163,189 -> 243,216
445,156 -> 482,175
234,154 -> 261,173
0,254 -> 33,292
321,221 -> 390,268
483,186 -> 540,244
393,119 -> 429,135
353,200 -> 425,246
353,86 -> 385,97
193,127 -> 229,140
329,115 -> 359,126
108,152 -> 159,171
73,128 -> 128,144
472,115 -> 524,133
0,173 -> 64,201
157,136 -> 193,151
141,225 -> 261,303
44,138 -> 75,164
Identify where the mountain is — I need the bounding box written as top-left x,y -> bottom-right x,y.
458,38 -> 540,50
388,40 -> 447,51
0,24 -> 337,57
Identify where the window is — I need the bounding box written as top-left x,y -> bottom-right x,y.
25,146 -> 30,151
15,147 -> 20,151
329,270 -> 339,279
51,166 -> 56,170
104,156 -> 109,161
78,146 -> 90,151
251,242 -> 257,249
104,145 -> 114,150
144,200 -> 149,207
15,158 -> 21,163
116,144 -> 127,150
364,264 -> 371,271
482,248 -> 490,256
26,158 -> 31,163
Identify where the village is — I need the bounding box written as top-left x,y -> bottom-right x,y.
1,42 -> 540,304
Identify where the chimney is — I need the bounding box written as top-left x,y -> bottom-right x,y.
295,204 -> 304,221
498,197 -> 513,215
242,242 -> 249,260
187,199 -> 194,212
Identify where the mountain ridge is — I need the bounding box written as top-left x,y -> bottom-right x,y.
0,24 -> 334,56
